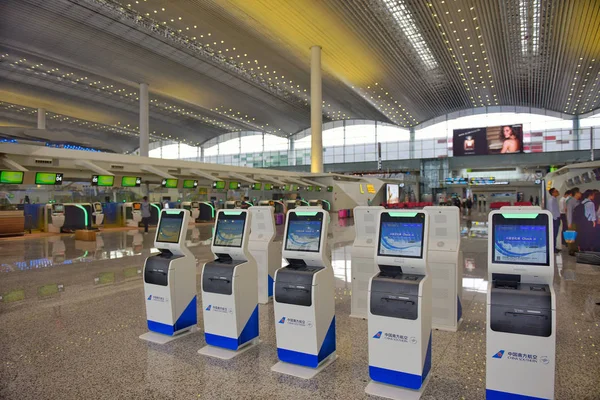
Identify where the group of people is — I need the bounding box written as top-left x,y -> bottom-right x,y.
546,187 -> 600,255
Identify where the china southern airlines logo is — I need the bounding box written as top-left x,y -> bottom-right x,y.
373,331 -> 383,339
493,350 -> 505,359
279,317 -> 286,324
147,295 -> 152,300
205,305 -> 212,311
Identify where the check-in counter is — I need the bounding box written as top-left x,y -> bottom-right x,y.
0,209 -> 25,236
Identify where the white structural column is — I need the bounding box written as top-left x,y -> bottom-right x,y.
310,45 -> 323,173
139,83 -> 150,157
37,108 -> 46,129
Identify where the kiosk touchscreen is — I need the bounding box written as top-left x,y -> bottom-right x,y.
272,207 -> 336,379
308,199 -> 323,208
225,200 -> 237,209
424,206 -> 462,331
140,210 -> 197,344
248,206 -> 282,304
351,206 -> 383,319
486,210 -> 555,400
367,211 -> 432,398
199,209 -> 259,359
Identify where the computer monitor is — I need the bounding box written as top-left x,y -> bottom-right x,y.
94,203 -> 103,212
284,212 -> 324,253
491,213 -> 549,266
53,204 -> 64,213
213,212 -> 246,248
156,212 -> 184,244
377,212 -> 426,259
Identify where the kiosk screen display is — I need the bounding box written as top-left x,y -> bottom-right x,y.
213,213 -> 246,248
377,213 -> 426,258
133,203 -> 142,210
156,213 -> 184,243
94,204 -> 102,212
284,212 -> 323,252
492,213 -> 549,266
53,204 -> 64,213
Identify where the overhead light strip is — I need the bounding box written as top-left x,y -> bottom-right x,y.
382,0 -> 439,70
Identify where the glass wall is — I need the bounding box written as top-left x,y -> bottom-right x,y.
147,109 -> 600,167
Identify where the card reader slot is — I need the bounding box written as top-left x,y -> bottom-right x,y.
383,297 -> 415,305
283,286 -> 309,292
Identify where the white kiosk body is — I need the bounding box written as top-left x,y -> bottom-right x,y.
351,206 -> 383,319
367,210 -> 432,396
486,209 -> 556,399
181,201 -> 200,225
308,199 -> 323,208
92,202 -> 104,227
140,209 -> 197,343
45,203 -> 65,233
199,209 -> 259,358
225,201 -> 238,209
272,207 -> 336,379
124,202 -> 142,227
424,206 -> 462,331
248,206 -> 282,304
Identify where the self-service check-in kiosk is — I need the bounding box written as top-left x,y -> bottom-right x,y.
424,206 -> 462,332
248,206 -> 282,304
308,199 -> 323,208
366,210 -> 432,398
92,202 -> 104,227
198,209 -> 259,359
486,209 -> 555,399
123,202 -> 143,227
140,209 -> 197,344
182,201 -> 200,225
45,203 -> 65,233
285,200 -> 299,211
225,200 -> 238,209
351,206 -> 384,319
271,207 -> 336,379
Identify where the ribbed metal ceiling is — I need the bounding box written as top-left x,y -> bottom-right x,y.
1,0 -> 599,149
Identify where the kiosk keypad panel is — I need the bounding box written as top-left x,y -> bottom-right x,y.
144,252 -> 183,286
370,273 -> 423,320
490,282 -> 552,337
202,261 -> 246,295
274,266 -> 323,307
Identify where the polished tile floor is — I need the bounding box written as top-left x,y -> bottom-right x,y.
0,213 -> 599,399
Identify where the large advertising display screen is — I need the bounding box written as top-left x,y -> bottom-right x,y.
492,214 -> 549,266
453,125 -> 523,156
378,213 -> 426,259
386,184 -> 400,204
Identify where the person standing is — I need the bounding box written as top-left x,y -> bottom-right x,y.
466,197 -> 473,216
546,188 -> 561,253
141,196 -> 151,234
567,188 -> 582,256
559,190 -> 571,246
579,190 -> 597,251
535,196 -> 540,206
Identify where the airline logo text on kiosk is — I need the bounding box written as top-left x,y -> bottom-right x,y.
372,331 -> 417,344
205,304 -> 232,314
492,350 -> 549,365
278,317 -> 313,327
